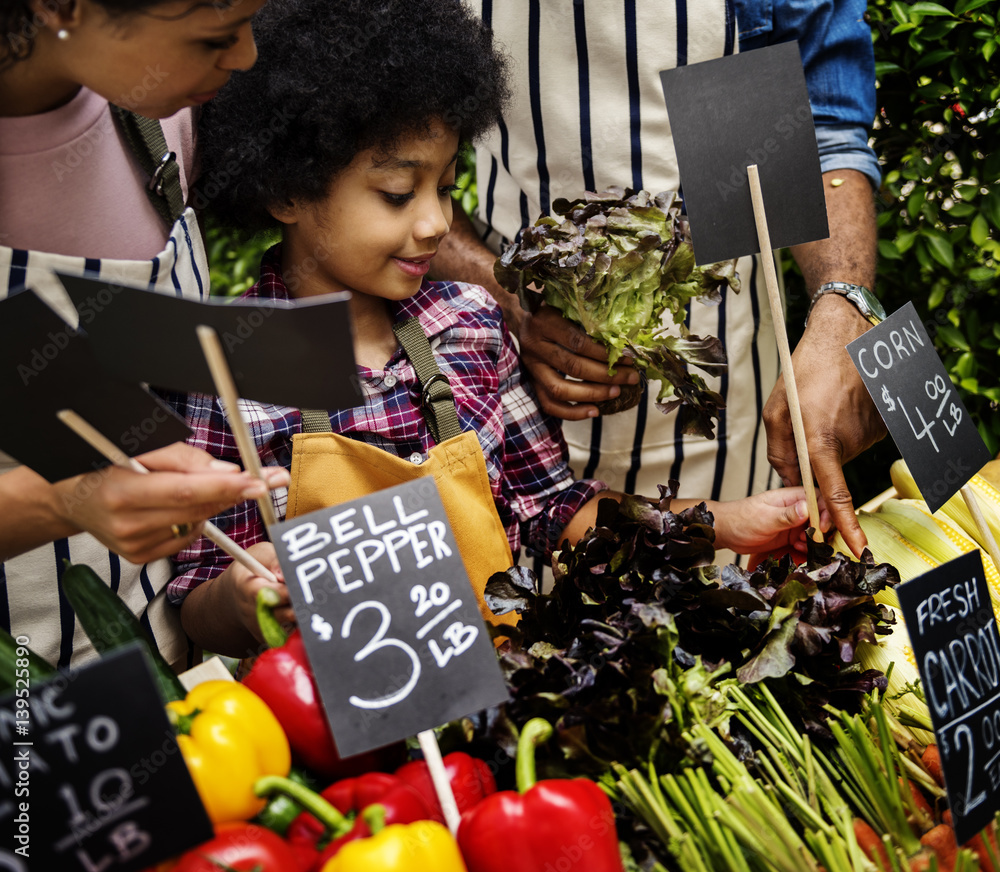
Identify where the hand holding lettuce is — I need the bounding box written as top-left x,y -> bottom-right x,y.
494,187 -> 739,437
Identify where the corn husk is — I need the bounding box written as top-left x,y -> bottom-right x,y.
832,512 -> 936,607
891,458 -> 1000,552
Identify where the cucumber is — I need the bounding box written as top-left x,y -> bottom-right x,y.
0,628 -> 56,693
60,561 -> 186,702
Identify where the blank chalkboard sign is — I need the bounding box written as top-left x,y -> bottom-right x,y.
896,551 -> 1000,843
0,289 -> 191,483
847,301 -> 991,512
0,644 -> 212,872
57,272 -> 360,413
660,41 -> 829,265
272,478 -> 509,757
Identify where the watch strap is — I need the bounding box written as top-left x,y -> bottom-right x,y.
806,282 -> 884,327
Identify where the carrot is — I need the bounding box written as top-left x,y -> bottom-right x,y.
942,809 -> 998,872
854,818 -> 890,869
920,823 -> 958,872
968,832 -> 998,872
922,745 -> 945,788
902,776 -> 935,831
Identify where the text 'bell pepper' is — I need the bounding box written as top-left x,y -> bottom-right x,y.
395,752 -> 497,823
283,771 -> 435,870
321,805 -> 467,872
167,680 -> 290,824
169,822 -> 302,872
457,718 -> 625,872
243,589 -> 405,779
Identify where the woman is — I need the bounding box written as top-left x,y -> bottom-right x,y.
0,0 -> 287,670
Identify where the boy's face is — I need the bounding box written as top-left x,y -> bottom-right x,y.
275,118 -> 459,301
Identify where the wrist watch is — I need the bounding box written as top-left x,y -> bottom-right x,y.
805,281 -> 886,327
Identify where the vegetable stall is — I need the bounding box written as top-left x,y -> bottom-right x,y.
4,6 -> 998,864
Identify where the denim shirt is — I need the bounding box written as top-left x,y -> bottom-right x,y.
736,0 -> 881,186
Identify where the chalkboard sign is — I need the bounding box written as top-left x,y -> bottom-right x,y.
57,272 -> 360,413
848,301 -> 991,512
272,478 -> 509,757
0,645 -> 212,872
660,41 -> 828,265
896,551 -> 1000,843
0,289 -> 192,483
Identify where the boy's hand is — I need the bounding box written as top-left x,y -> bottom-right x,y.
710,487 -> 832,556
217,541 -> 295,645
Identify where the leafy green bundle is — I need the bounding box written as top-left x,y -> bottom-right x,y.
493,188 -> 739,437
482,487 -> 899,776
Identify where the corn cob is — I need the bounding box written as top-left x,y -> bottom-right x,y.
890,458 -> 1000,552
891,497 -> 1000,603
875,498 -> 966,566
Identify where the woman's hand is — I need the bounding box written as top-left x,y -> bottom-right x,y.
48,442 -> 290,565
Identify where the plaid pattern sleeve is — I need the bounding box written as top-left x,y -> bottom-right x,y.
166,392 -> 296,604
489,310 -> 608,556
421,281 -> 607,558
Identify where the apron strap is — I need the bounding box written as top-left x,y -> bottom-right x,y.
111,106 -> 185,228
392,316 -> 463,444
300,409 -> 333,433
299,318 -> 463,441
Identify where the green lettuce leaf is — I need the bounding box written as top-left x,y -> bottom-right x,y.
494,187 -> 740,437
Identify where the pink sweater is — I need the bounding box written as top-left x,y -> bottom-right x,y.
0,87 -> 196,259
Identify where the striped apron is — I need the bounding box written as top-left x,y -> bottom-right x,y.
468,0 -> 780,564
0,206 -> 209,669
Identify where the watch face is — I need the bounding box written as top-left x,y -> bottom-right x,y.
855,287 -> 887,322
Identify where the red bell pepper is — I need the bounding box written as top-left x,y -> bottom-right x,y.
395,751 -> 497,823
243,589 -> 405,779
457,718 -> 625,872
170,821 -> 303,872
271,771 -> 435,871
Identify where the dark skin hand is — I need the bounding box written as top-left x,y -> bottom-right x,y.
763,170 -> 884,557
432,169 -> 884,554
432,209 -> 639,420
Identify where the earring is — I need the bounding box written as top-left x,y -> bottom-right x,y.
57,28 -> 70,40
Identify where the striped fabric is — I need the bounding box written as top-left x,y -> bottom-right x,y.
0,206 -> 209,669
168,248 -> 607,603
470,1 -> 775,573
467,1 -> 878,565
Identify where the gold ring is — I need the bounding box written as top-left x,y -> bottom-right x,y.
170,522 -> 193,538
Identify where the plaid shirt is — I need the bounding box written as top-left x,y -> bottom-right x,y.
168,247 -> 606,602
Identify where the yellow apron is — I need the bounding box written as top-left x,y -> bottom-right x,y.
286,317 -> 517,630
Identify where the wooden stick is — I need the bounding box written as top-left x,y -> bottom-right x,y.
57,409 -> 279,584
417,729 -> 461,835
960,483 -> 1000,576
747,164 -> 823,541
196,325 -> 278,528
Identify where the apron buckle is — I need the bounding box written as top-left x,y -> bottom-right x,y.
420,372 -> 453,409
149,150 -> 178,197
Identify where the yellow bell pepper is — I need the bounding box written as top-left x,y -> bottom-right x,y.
321,815 -> 467,872
167,680 -> 290,824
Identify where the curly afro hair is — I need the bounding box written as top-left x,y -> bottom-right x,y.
195,0 -> 509,232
